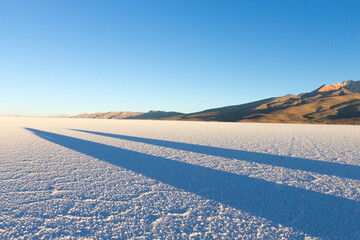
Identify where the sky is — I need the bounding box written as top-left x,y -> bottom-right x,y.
1,0 -> 359,116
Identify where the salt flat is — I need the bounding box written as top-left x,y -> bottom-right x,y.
1,117 -> 359,239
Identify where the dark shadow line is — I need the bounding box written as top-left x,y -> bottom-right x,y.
26,128 -> 360,239
71,129 -> 360,181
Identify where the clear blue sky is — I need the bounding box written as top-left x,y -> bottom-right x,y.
1,0 -> 359,116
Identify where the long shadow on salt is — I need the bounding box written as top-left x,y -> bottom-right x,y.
26,128 -> 360,239
72,129 -> 360,181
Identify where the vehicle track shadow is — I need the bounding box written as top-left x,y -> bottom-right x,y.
26,128 -> 360,239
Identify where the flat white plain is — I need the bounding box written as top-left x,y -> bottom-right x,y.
1,117 -> 359,239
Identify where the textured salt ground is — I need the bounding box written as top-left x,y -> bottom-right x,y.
0,117 -> 359,239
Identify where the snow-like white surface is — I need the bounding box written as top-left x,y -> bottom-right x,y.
1,117 -> 359,239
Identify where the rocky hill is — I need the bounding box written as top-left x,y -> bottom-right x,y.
165,80 -> 360,124
71,80 -> 360,125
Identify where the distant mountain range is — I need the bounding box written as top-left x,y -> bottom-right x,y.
72,110 -> 183,120
72,80 -> 360,124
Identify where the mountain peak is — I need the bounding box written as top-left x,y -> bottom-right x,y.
307,80 -> 360,96
316,84 -> 337,92
330,79 -> 360,92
